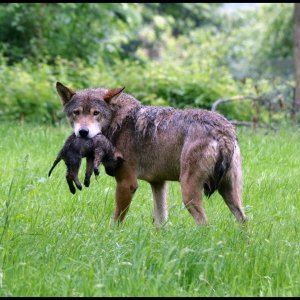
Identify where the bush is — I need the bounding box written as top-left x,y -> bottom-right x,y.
0,3 -> 142,64
0,54 -> 243,124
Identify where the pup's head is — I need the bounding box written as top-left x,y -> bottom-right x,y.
56,82 -> 125,138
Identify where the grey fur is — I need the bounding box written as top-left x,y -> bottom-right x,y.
56,83 -> 247,225
48,133 -> 124,194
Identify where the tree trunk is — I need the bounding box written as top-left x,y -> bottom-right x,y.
293,3 -> 300,121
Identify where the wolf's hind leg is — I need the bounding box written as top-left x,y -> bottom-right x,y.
180,173 -> 208,225
218,144 -> 247,223
150,181 -> 168,227
180,140 -> 216,225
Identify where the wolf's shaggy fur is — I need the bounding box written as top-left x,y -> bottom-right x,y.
56,83 -> 247,225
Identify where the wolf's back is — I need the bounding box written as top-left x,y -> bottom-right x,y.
108,97 -> 238,191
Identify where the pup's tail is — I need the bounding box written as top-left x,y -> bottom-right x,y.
48,157 -> 62,177
204,137 -> 236,198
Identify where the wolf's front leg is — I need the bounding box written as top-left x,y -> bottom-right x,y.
113,166 -> 138,224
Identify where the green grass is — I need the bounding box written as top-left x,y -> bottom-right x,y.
0,122 -> 299,296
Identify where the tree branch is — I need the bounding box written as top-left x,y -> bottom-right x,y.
211,95 -> 264,112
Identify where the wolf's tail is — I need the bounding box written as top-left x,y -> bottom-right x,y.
48,157 -> 62,177
204,135 -> 236,198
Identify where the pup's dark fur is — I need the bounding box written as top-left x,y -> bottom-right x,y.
48,133 -> 124,194
56,82 -> 247,225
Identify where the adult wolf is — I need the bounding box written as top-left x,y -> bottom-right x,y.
56,82 -> 247,226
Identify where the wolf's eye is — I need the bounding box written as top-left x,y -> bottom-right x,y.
73,110 -> 80,116
93,111 -> 100,116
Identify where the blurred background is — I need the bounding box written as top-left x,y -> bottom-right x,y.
0,3 -> 298,128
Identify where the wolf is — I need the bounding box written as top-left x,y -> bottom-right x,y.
56,82 -> 247,226
48,132 -> 124,194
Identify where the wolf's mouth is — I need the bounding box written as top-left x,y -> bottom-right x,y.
74,123 -> 101,138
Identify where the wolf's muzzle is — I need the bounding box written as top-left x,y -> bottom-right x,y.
79,128 -> 89,137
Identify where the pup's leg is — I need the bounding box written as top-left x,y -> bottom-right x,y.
66,172 -> 82,193
84,157 -> 94,187
93,166 -> 100,177
93,148 -> 105,176
72,169 -> 82,191
218,144 -> 247,223
66,161 -> 82,193
150,181 -> 168,227
113,166 -> 138,223
66,173 -> 76,194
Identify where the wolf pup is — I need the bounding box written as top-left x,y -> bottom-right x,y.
56,82 -> 247,226
48,133 -> 124,194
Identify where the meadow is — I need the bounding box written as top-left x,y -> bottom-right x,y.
0,122 -> 299,296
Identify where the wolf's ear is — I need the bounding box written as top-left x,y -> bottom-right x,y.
56,82 -> 76,105
104,87 -> 125,104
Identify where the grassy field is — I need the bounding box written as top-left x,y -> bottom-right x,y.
0,122 -> 299,296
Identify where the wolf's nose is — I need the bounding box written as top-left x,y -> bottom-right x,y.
79,128 -> 89,137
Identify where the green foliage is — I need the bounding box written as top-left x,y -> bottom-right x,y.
0,3 -> 221,65
257,3 -> 293,60
142,3 -> 221,36
0,53 -> 290,124
0,3 -> 142,64
214,4 -> 294,80
0,58 -> 58,123
0,3 -> 295,124
0,54 -> 242,123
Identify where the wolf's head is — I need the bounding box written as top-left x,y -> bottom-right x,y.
56,82 -> 125,138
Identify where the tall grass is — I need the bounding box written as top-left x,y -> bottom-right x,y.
0,122 -> 299,296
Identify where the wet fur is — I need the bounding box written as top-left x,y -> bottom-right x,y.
56,83 -> 247,225
49,132 -> 124,194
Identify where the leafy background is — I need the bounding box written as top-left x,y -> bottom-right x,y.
0,3 -> 295,124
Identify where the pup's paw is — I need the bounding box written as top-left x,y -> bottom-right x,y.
84,177 -> 90,187
75,181 -> 82,191
69,185 -> 76,194
94,167 -> 100,176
